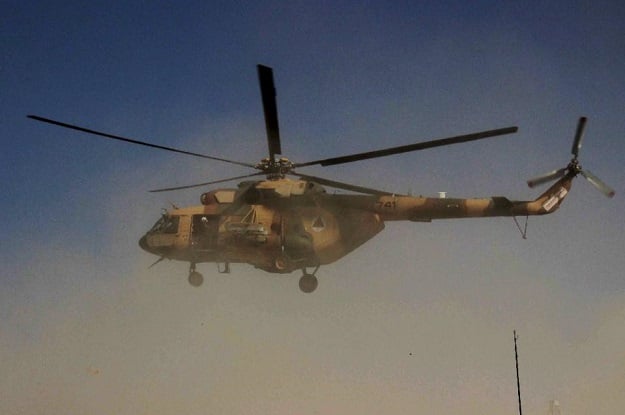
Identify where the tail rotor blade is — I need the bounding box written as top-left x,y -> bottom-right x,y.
527,167 -> 567,188
571,116 -> 587,158
580,169 -> 615,198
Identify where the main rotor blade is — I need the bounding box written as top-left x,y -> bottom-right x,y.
571,116 -> 587,158
27,115 -> 255,168
294,126 -> 518,168
150,172 -> 265,193
527,167 -> 567,188
580,169 -> 615,198
293,171 -> 393,195
257,65 -> 282,160
149,172 -> 265,193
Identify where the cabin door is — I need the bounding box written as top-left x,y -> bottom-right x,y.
191,215 -> 220,250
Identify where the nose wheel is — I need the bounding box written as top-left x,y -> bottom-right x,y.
188,263 -> 204,287
298,266 -> 320,293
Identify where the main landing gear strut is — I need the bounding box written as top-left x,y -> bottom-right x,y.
299,265 -> 320,293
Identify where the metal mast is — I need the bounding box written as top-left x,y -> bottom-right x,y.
514,330 -> 523,415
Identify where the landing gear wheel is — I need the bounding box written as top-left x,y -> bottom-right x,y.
299,274 -> 318,293
188,271 -> 204,287
274,255 -> 290,271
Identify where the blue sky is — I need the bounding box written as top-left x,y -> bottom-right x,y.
2,1 -> 625,413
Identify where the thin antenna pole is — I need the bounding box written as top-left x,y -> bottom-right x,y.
514,330 -> 523,415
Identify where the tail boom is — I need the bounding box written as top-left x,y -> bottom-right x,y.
375,176 -> 574,222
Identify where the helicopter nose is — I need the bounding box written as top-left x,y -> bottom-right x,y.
139,235 -> 150,252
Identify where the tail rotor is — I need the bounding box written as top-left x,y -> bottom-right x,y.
527,117 -> 615,198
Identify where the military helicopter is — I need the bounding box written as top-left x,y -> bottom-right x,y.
28,65 -> 614,293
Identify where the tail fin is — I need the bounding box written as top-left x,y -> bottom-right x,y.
532,176 -> 574,214
510,175 -> 574,217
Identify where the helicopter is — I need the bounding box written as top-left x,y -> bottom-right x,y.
28,65 -> 614,293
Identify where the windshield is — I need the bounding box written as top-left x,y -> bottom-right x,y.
149,215 -> 180,234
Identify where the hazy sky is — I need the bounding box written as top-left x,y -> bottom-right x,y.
2,1 -> 624,414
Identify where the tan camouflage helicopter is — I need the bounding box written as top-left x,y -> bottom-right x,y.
28,65 -> 614,293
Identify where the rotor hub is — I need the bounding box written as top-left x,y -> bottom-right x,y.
567,158 -> 582,176
255,157 -> 294,179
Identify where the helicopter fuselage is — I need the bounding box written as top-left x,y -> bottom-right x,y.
139,176 -> 573,274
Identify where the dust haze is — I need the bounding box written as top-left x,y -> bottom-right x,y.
2,168 -> 624,414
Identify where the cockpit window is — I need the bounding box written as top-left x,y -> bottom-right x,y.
149,215 -> 180,234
